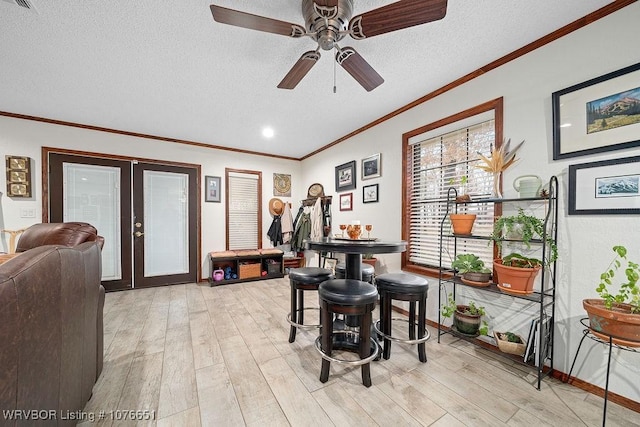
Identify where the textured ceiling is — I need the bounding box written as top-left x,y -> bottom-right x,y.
0,0 -> 614,159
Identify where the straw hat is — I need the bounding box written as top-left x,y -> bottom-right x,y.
268,198 -> 284,216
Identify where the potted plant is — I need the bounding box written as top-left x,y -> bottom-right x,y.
362,253 -> 377,267
490,208 -> 557,295
583,245 -> 640,346
442,295 -> 488,337
494,331 -> 526,356
493,252 -> 542,294
451,253 -> 491,285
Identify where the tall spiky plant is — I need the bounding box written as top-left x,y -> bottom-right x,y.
475,139 -> 525,173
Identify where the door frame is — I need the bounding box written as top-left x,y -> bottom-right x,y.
42,147 -> 203,286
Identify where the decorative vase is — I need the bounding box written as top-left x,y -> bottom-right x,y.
346,224 -> 362,239
453,306 -> 482,336
492,171 -> 503,198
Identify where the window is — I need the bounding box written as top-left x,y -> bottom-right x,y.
402,99 -> 503,275
226,169 -> 262,250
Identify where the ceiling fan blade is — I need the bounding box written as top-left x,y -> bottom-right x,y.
210,5 -> 305,38
349,0 -> 448,40
277,51 -> 321,90
335,47 -> 384,92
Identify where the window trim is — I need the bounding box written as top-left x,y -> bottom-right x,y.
401,97 -> 504,276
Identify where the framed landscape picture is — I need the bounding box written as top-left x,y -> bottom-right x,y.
363,184 -> 379,203
339,193 -> 353,211
552,62 -> 640,160
568,155 -> 640,215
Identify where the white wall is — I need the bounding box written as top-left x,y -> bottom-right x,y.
0,116 -> 302,278
302,4 -> 640,402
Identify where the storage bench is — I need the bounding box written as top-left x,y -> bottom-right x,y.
209,248 -> 284,285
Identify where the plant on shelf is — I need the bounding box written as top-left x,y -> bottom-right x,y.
494,331 -> 526,356
583,245 -> 640,345
451,253 -> 491,284
442,295 -> 488,336
475,138 -> 525,198
448,175 -> 471,202
490,208 -> 558,264
362,253 -> 377,267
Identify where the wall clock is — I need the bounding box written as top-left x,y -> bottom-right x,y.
6,155 -> 32,198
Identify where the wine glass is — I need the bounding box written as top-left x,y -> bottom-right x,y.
339,224 -> 347,237
365,224 -> 372,239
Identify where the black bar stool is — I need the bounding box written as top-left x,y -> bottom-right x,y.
316,279 -> 379,387
287,267 -> 334,343
335,262 -> 375,283
374,273 -> 430,362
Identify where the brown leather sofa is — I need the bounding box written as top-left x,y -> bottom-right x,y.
0,233 -> 104,425
16,222 -> 105,252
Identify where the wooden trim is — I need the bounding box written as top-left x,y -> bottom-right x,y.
301,0 -> 636,160
1,111 -> 299,161
552,371 -> 640,413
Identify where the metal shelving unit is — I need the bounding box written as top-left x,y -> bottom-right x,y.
437,175 -> 558,389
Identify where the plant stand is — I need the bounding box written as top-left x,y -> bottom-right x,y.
565,318 -> 640,427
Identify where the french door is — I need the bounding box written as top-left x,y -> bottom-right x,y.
48,152 -> 199,291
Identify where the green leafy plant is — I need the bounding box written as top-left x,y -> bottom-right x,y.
502,331 -> 523,343
451,253 -> 490,274
491,208 -> 558,264
596,245 -> 640,313
501,252 -> 542,268
441,295 -> 488,335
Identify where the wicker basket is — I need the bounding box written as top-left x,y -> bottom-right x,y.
239,262 -> 261,279
494,331 -> 526,356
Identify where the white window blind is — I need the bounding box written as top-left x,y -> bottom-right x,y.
408,120 -> 495,269
227,172 -> 259,250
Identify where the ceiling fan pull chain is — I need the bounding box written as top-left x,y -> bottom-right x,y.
333,49 -> 337,93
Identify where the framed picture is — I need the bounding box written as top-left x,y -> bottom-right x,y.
363,183 -> 379,203
552,62 -> 640,160
5,155 -> 31,198
568,155 -> 640,215
335,160 -> 356,192
323,257 -> 338,274
205,175 -> 221,203
273,173 -> 291,197
339,192 -> 353,211
361,153 -> 381,180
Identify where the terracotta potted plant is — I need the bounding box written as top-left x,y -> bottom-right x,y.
451,253 -> 491,286
362,253 -> 377,267
450,213 -> 476,235
493,253 -> 542,294
442,295 -> 487,337
490,209 -> 557,295
583,245 -> 640,346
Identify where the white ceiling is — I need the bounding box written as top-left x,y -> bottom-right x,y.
0,0 -> 614,159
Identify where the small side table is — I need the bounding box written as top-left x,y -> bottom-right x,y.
565,318 -> 639,427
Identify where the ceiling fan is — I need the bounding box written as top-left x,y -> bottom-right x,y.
209,0 -> 448,91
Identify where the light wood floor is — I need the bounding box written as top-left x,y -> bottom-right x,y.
82,278 -> 639,427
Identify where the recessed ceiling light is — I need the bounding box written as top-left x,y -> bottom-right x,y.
262,127 -> 275,138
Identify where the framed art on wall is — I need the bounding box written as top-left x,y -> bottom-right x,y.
335,160 -> 356,192
568,155 -> 640,215
5,155 -> 31,198
205,175 -> 221,202
273,173 -> 291,197
361,153 -> 381,180
339,193 -> 353,211
552,62 -> 640,160
363,184 -> 379,203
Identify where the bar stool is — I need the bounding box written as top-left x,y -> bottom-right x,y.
315,279 -> 379,387
287,267 -> 334,343
374,273 -> 430,362
335,262 -> 375,283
